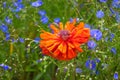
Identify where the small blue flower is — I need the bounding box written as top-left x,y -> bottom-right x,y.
115,13 -> 120,23
99,0 -> 107,3
5,16 -> 12,24
3,65 -> 9,70
110,33 -> 115,41
112,0 -> 120,8
19,38 -> 24,43
0,24 -> 8,33
40,16 -> 48,24
114,72 -> 118,80
111,47 -> 117,54
87,40 -> 97,49
11,2 -> 24,12
110,33 -> 115,39
69,18 -> 73,23
76,68 -> 82,73
95,70 -> 100,75
5,33 -> 10,41
17,0 -> 22,3
34,37 -> 40,43
110,8 -> 116,15
85,59 -> 96,70
54,18 -> 60,24
0,64 -> 12,70
31,0 -> 43,7
94,58 -> 100,63
38,10 -> 46,16
17,3 -> 24,10
85,24 -> 91,29
12,39 -> 18,43
13,2 -> 24,9
3,2 -> 6,8
90,29 -> 102,41
96,10 -> 104,18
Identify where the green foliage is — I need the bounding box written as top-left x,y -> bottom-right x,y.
0,0 -> 120,80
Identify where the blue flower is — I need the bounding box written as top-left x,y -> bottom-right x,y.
3,2 -> 6,8
112,0 -> 120,8
12,39 -> 18,43
13,2 -> 24,9
31,0 -> 43,7
110,33 -> 115,41
19,38 -> 24,43
17,3 -> 24,10
69,18 -> 73,23
11,2 -> 24,12
94,58 -> 100,63
0,64 -> 12,70
0,24 -> 8,33
110,8 -> 116,15
110,33 -> 115,39
5,16 -> 12,24
90,29 -> 102,41
40,16 -> 48,24
54,18 -> 60,24
111,47 -> 117,54
76,68 -> 82,73
38,10 -> 46,16
34,37 -> 40,43
85,24 -> 91,29
3,65 -> 9,70
85,59 -> 96,70
115,13 -> 120,23
87,40 -> 97,49
114,72 -> 118,80
96,10 -> 104,18
17,0 -> 22,3
5,33 -> 10,41
99,0 -> 107,3
95,70 -> 100,75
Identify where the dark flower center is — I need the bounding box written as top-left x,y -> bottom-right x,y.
58,30 -> 70,40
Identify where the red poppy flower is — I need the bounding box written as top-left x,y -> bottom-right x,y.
40,19 -> 90,60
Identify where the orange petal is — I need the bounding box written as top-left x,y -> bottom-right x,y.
40,39 -> 57,48
53,49 -> 60,57
58,41 -> 67,54
72,28 -> 83,38
59,22 -> 63,30
68,42 -> 74,48
65,19 -> 76,31
47,42 -> 60,52
40,32 -> 57,40
76,29 -> 90,43
77,22 -> 84,29
68,47 -> 76,59
40,46 -> 50,55
65,22 -> 75,31
50,24 -> 59,33
76,47 -> 83,52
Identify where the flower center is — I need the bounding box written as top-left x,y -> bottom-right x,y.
58,30 -> 70,40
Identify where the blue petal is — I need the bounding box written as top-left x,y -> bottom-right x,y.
114,72 -> 118,79
87,40 -> 97,49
